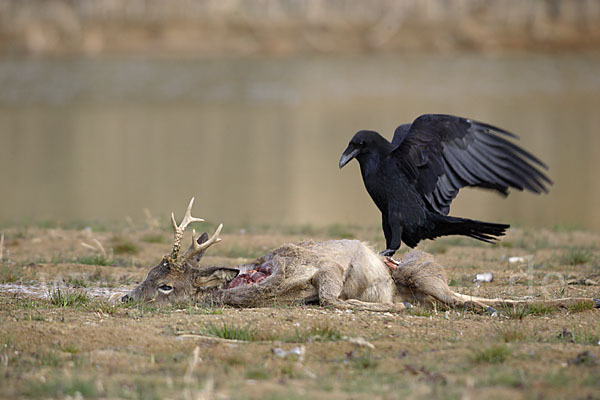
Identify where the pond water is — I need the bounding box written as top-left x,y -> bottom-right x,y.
1,53 -> 599,230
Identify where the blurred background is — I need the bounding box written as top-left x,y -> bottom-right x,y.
0,0 -> 599,231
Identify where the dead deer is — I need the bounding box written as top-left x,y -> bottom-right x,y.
123,199 -> 599,313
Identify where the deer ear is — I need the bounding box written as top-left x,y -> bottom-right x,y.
196,232 -> 209,245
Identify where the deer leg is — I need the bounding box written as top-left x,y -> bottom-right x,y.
391,253 -> 494,312
312,264 -> 407,312
451,293 -> 600,310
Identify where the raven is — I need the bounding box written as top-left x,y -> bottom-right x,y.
339,114 -> 552,256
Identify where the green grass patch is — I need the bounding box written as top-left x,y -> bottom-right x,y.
75,255 -> 113,266
47,287 -> 90,307
500,303 -> 558,319
482,368 -> 527,388
568,301 -> 594,313
472,344 -> 512,364
494,325 -> 530,343
245,366 -> 271,380
203,322 -> 257,341
141,233 -> 167,244
325,224 -> 355,239
349,351 -> 378,369
525,303 -> 557,316
286,324 -> 344,342
111,237 -> 140,255
65,275 -> 89,288
561,248 -> 593,266
407,307 -> 436,317
0,264 -> 24,283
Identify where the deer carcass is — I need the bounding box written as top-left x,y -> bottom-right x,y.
123,199 -> 599,312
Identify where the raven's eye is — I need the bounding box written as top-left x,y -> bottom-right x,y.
158,284 -> 173,294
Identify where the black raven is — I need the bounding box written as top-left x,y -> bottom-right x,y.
339,114 -> 552,256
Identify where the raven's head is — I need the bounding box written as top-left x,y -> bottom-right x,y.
339,130 -> 389,169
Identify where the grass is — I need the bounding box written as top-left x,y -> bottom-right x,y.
75,255 -> 134,267
349,351 -> 378,369
0,264 -> 24,283
245,366 -> 271,380
287,325 -> 344,342
494,324 -> 530,343
141,233 -> 167,244
568,301 -> 595,313
47,287 -> 90,307
325,224 -> 355,239
111,236 -> 140,255
561,248 -> 594,265
203,322 -> 257,341
472,344 -> 512,364
500,303 -> 559,319
1,225 -> 599,399
75,255 -> 113,266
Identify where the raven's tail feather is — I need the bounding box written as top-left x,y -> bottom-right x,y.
428,215 -> 509,244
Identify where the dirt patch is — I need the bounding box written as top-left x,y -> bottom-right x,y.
0,227 -> 599,398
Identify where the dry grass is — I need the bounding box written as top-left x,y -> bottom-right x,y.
0,226 -> 598,399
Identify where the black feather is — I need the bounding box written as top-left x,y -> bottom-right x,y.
340,114 -> 552,256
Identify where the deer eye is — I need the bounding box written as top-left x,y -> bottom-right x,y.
158,284 -> 173,294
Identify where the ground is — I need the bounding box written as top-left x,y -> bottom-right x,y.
0,223 -> 598,399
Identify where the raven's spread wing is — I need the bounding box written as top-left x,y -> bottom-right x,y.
390,114 -> 552,215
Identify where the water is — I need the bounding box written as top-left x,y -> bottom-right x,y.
1,53 -> 599,230
0,283 -> 128,300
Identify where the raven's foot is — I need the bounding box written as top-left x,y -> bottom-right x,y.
380,249 -> 397,257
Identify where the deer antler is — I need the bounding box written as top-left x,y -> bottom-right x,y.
169,198 -> 205,261
179,224 -> 223,267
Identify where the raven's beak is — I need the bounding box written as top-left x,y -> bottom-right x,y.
339,147 -> 360,169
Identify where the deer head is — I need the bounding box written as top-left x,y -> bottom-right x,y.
122,198 -> 234,302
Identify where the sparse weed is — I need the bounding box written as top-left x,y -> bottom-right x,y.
568,301 -> 594,313
141,233 -> 167,244
47,287 -> 90,307
75,255 -> 113,266
500,303 -> 557,319
494,324 -> 530,343
204,322 -> 257,341
287,325 -> 344,342
0,264 -> 24,283
326,224 -> 355,239
525,303 -> 557,316
65,275 -> 89,288
112,236 -> 140,254
245,366 -> 270,380
408,307 -> 436,317
561,248 -> 593,266
472,344 -> 511,364
483,368 -> 527,388
350,351 -> 378,369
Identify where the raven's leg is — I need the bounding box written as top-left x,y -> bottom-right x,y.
380,213 -> 402,257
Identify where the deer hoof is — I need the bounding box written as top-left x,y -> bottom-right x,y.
121,294 -> 132,303
593,299 -> 600,309
402,302 -> 413,310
